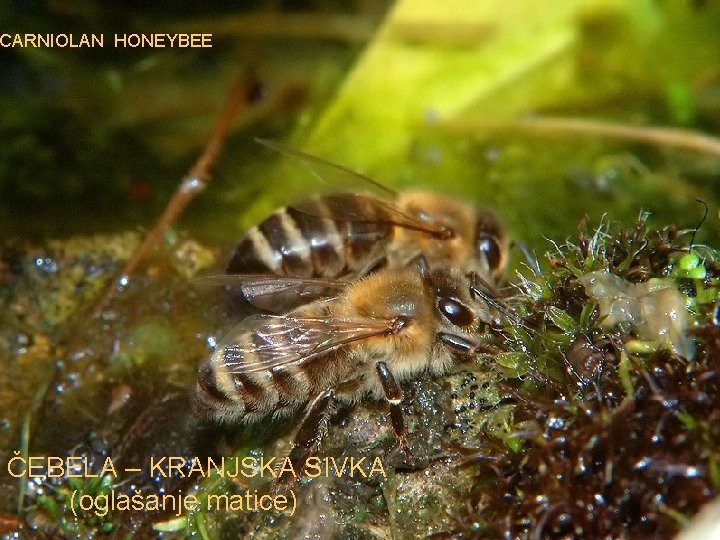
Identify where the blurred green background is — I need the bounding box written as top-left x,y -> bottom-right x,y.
2,0 -> 720,255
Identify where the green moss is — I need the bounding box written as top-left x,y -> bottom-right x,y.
451,216 -> 720,538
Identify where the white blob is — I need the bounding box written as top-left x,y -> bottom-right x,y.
579,270 -> 693,358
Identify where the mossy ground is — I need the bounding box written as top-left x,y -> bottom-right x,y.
2,216 -> 719,539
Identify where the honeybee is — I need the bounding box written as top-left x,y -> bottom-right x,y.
193,256 -> 497,477
196,141 -> 511,478
226,140 -> 508,302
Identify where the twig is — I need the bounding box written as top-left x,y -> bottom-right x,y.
90,75 -> 258,321
16,373 -> 54,513
435,116 -> 720,157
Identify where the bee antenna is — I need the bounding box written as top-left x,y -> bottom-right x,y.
690,198 -> 708,250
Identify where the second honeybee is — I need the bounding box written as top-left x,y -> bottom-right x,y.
227,141 -> 507,285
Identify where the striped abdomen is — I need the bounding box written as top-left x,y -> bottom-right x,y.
194,326 -> 354,424
226,194 -> 394,278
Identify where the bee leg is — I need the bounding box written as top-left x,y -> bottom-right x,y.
278,389 -> 335,485
375,361 -> 415,465
438,332 -> 502,357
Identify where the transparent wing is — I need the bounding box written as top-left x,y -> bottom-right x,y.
257,138 -> 454,239
256,138 -> 397,198
291,193 -> 453,239
194,274 -> 349,313
216,314 -> 399,374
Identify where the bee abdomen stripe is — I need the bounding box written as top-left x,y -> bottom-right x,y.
233,373 -> 269,413
197,362 -> 232,402
226,231 -> 278,274
297,352 -> 344,391
286,204 -> 343,276
270,368 -> 304,406
227,227 -> 282,274
259,211 -> 309,275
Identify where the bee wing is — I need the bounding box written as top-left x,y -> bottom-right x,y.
217,315 -> 396,374
194,274 -> 349,313
256,138 -> 397,198
257,139 -> 453,239
293,193 -> 453,239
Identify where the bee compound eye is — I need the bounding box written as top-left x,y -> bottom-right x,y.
437,297 -> 475,327
476,234 -> 502,271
